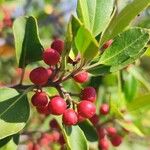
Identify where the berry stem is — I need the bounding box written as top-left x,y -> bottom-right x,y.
19,68 -> 25,85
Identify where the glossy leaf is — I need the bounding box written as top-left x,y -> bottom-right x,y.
117,120 -> 144,137
99,28 -> 149,72
64,125 -> 88,150
100,0 -> 150,45
75,26 -> 99,60
0,88 -> 30,139
88,65 -> 111,76
13,16 -> 43,68
54,117 -> 88,150
77,0 -> 114,36
0,134 -> 19,150
79,120 -> 98,142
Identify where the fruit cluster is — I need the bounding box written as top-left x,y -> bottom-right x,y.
29,39 -> 97,126
27,119 -> 65,150
87,104 -> 124,150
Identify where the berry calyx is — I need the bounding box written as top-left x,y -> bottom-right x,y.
29,67 -> 49,86
110,135 -> 122,147
106,127 -> 117,137
31,91 -> 48,108
81,86 -> 96,102
73,71 -> 89,83
98,138 -> 109,150
100,104 -> 110,115
103,39 -> 113,49
51,39 -> 64,54
62,109 -> 78,126
42,48 -> 60,65
77,100 -> 96,118
48,96 -> 67,115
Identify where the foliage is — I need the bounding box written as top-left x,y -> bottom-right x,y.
0,0 -> 150,150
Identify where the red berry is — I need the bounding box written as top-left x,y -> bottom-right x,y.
77,114 -> 86,123
58,135 -> 65,145
103,39 -> 113,49
51,130 -> 60,142
42,48 -> 60,65
48,96 -> 67,115
97,127 -> 106,139
51,39 -> 64,54
73,71 -> 89,83
62,109 -> 78,126
89,114 -> 99,125
47,68 -> 53,77
39,133 -> 53,146
31,91 -> 48,107
98,138 -> 109,150
110,135 -> 122,147
27,142 -> 33,150
100,104 -> 110,115
32,143 -> 40,150
77,100 -> 96,118
81,87 -> 96,102
106,127 -> 117,137
49,119 -> 60,129
30,67 -> 49,86
36,105 -> 50,115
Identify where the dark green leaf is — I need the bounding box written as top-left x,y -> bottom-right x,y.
0,88 -> 30,139
77,0 -> 114,36
79,121 -> 98,142
13,16 -> 43,68
88,64 -> 111,76
100,0 -> 150,45
75,26 -> 99,60
0,134 -> 19,150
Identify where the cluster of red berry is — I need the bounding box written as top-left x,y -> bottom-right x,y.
86,103 -> 123,150
29,39 -> 97,126
28,119 -> 65,150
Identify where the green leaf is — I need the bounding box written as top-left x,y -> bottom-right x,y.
88,64 -> 111,76
79,120 -> 98,142
99,28 -> 149,72
0,88 -> 30,139
110,103 -> 124,119
0,134 -> 19,150
64,125 -> 88,150
117,120 -> 144,137
128,66 -> 150,91
75,26 -> 99,60
127,93 -> 150,112
54,117 -> 88,150
77,0 -> 114,36
123,73 -> 137,102
100,0 -> 150,45
13,16 -> 43,68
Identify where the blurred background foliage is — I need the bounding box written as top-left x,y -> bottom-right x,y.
0,0 -> 150,150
